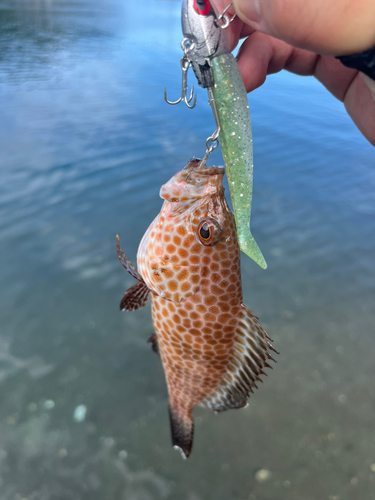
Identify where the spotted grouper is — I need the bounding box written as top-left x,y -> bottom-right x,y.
116,158 -> 277,458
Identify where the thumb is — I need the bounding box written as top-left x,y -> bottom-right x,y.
232,0 -> 375,55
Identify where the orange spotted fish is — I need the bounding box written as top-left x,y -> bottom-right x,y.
116,158 -> 277,458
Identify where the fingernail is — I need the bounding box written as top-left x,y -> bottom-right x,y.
233,0 -> 262,27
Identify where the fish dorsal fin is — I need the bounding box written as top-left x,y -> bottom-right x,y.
116,235 -> 145,283
201,304 -> 278,412
120,281 -> 150,311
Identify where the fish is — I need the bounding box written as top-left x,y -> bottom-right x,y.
116,158 -> 277,458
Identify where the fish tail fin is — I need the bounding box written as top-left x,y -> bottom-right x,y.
238,227 -> 267,269
169,405 -> 194,459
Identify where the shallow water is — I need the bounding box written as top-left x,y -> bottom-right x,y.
0,0 -> 375,498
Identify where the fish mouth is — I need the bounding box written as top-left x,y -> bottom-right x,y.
182,157 -> 225,177
160,158 -> 225,202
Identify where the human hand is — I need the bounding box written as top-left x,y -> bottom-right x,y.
213,0 -> 375,146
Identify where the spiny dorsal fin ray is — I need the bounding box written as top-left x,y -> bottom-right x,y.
201,304 -> 278,412
120,281 -> 150,311
116,235 -> 145,283
241,304 -> 274,343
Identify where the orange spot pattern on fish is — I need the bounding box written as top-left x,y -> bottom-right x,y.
121,159 -> 277,458
137,164 -> 242,426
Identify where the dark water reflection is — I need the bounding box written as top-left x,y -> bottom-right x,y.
0,0 -> 375,499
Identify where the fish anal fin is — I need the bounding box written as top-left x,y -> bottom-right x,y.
169,406 -> 194,459
116,235 -> 144,283
120,281 -> 150,311
147,333 -> 159,354
201,304 -> 277,412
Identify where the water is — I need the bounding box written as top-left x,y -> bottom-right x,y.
0,0 -> 374,498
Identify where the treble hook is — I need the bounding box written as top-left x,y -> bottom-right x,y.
164,56 -> 197,109
164,37 -> 197,109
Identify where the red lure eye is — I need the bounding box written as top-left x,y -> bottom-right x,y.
193,0 -> 211,16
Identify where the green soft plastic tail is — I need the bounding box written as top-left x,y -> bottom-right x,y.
211,53 -> 267,269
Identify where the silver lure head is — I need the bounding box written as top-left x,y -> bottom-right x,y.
181,0 -> 230,88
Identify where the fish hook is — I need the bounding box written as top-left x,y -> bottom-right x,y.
164,38 -> 197,109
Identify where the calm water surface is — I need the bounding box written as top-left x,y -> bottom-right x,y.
0,0 -> 375,499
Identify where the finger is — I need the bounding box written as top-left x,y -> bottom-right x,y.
237,32 -> 359,99
237,33 -> 375,145
237,32 -> 360,100
363,74 -> 375,101
232,0 -> 375,55
343,73 -> 375,146
236,32 -> 319,91
314,56 -> 358,101
239,24 -> 254,40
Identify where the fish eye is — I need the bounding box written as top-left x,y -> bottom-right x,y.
197,219 -> 222,246
199,223 -> 210,240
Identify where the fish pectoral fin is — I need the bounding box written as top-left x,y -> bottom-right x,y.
169,405 -> 194,460
116,235 -> 145,283
147,333 -> 159,354
201,303 -> 278,412
120,281 -> 150,311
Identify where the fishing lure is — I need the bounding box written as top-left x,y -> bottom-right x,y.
117,159 -> 276,458
165,0 -> 267,269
